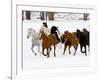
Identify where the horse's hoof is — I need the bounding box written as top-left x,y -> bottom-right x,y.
47,55 -> 49,58
85,54 -> 87,56
81,51 -> 85,53
43,54 -> 46,56
54,55 -> 56,57
35,54 -> 37,56
73,54 -> 75,56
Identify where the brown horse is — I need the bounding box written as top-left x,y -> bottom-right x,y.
40,31 -> 58,58
62,31 -> 79,55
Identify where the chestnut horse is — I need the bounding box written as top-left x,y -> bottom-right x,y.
61,31 -> 79,55
40,31 -> 58,58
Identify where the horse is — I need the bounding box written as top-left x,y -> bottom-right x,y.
76,28 -> 89,56
27,28 -> 40,55
39,30 -> 58,58
61,31 -> 79,55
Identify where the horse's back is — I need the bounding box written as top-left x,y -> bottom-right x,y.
48,34 -> 58,43
71,32 -> 79,45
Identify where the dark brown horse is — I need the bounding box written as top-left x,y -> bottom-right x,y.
40,31 -> 58,58
61,31 -> 79,55
76,28 -> 89,56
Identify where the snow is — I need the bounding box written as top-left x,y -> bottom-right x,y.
23,20 -> 90,69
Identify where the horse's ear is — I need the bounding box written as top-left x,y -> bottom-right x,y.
76,29 -> 80,32
64,31 -> 66,34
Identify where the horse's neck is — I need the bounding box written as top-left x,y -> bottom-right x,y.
42,33 -> 48,41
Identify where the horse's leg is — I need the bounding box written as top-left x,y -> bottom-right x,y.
42,48 -> 46,56
38,44 -> 40,53
54,45 -> 56,57
31,44 -> 37,55
84,45 -> 87,56
42,48 -> 44,55
63,44 -> 67,55
68,46 -> 71,54
73,45 -> 78,56
47,48 -> 50,58
80,45 -> 83,53
49,47 -> 52,53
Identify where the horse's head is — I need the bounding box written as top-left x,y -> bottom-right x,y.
83,28 -> 88,32
51,26 -> 59,32
27,28 -> 32,39
61,31 -> 69,43
76,29 -> 81,39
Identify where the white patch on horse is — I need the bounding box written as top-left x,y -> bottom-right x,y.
40,27 -> 50,36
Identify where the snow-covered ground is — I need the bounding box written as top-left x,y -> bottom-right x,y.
23,20 -> 90,69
